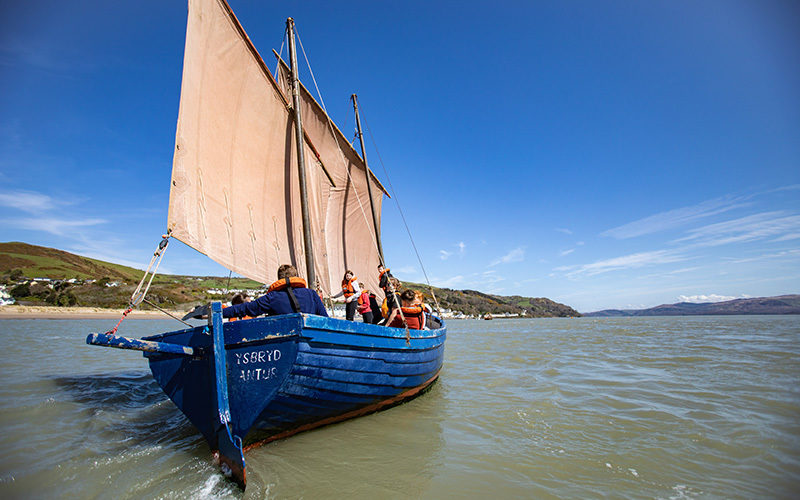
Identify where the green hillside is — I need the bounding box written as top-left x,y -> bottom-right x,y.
1,241 -> 580,316
0,242 -> 262,309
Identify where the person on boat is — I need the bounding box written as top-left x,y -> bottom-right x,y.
332,270 -> 360,321
378,276 -> 402,324
227,293 -> 253,321
385,289 -> 425,330
377,264 -> 394,294
368,291 -> 381,324
356,283 -> 373,324
222,264 -> 328,319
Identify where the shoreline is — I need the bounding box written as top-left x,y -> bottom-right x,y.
0,305 -> 188,320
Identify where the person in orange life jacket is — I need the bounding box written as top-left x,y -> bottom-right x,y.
385,289 -> 425,330
227,292 -> 253,321
331,270 -> 359,321
411,289 -> 442,329
377,264 -> 394,294
378,276 -> 402,325
222,264 -> 328,319
356,283 -> 373,324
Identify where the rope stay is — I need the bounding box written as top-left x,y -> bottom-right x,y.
104,232 -> 175,336
295,27 -> 440,321
295,28 -> 381,256
295,28 -> 410,333
360,105 -> 443,316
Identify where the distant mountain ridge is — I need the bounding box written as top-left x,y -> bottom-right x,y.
584,295 -> 800,317
0,241 -> 579,316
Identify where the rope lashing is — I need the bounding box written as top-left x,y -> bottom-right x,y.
129,233 -> 171,308
104,233 -> 171,336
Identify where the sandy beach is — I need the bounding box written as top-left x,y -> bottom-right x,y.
0,305 -> 188,320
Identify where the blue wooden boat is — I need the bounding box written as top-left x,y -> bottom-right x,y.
87,0 -> 446,489
88,305 -> 445,487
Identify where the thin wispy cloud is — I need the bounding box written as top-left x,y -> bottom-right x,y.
392,265 -> 418,275
490,247 -> 525,266
725,249 -> 800,264
441,242 -> 466,260
0,190 -> 57,213
601,195 -> 751,239
4,217 -> 107,236
433,275 -> 465,288
675,211 -> 800,247
559,248 -> 575,256
555,250 -> 688,277
556,228 -> 573,235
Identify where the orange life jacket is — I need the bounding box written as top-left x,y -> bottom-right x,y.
387,305 -> 425,330
223,304 -> 253,322
267,277 -> 307,293
341,276 -> 357,298
357,291 -> 371,313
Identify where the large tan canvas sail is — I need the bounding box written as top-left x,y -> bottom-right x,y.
169,0 -> 386,297
169,0 -> 331,286
275,61 -> 387,298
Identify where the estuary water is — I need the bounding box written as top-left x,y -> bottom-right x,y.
0,316 -> 798,499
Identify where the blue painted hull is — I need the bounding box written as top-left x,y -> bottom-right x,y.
140,313 -> 445,471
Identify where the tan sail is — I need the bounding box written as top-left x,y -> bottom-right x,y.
168,0 -> 386,297
275,60 -> 388,298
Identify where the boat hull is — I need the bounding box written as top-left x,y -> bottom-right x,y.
140,312 -> 445,482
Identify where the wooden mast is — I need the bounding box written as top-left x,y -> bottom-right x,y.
286,18 -> 316,286
351,94 -> 384,265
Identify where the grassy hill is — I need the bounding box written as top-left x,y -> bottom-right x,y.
1,241 -> 580,316
402,284 -> 580,317
0,242 -> 262,309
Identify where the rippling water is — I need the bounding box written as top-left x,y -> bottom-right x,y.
0,316 -> 798,498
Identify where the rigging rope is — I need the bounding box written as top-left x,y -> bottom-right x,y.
295,28 -> 381,257
274,29 -> 286,82
295,29 -> 409,330
359,106 -> 443,315
104,233 -> 175,335
294,28 -> 431,328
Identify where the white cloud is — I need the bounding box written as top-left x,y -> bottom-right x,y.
726,249 -> 800,264
556,228 -> 573,235
458,241 -> 466,254
601,195 -> 750,239
439,250 -> 453,260
555,250 -> 688,277
392,265 -> 417,275
3,216 -> 107,236
677,294 -> 750,303
559,248 -> 575,256
434,275 -> 465,288
490,247 -> 525,266
675,211 -> 800,247
0,190 -> 57,213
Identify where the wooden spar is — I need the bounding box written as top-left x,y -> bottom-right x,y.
351,94 -> 384,265
286,18 -> 316,286
86,332 -> 197,356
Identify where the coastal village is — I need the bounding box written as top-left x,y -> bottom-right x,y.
0,275 -> 538,320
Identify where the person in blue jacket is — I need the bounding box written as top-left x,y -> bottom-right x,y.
224,264 -> 328,319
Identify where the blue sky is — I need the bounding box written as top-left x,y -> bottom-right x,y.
1,0 -> 798,312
